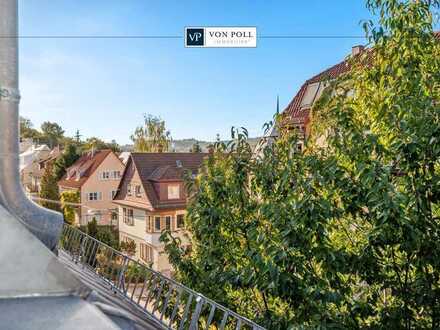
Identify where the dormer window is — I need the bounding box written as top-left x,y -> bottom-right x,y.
101,171 -> 110,180
167,184 -> 180,199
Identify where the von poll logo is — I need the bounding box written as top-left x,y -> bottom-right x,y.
186,28 -> 205,46
185,27 -> 257,48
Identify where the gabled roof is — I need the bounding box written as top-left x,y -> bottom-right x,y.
58,149 -> 114,189
283,31 -> 440,127
114,153 -> 207,210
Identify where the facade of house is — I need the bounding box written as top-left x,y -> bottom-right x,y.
58,149 -> 125,226
113,153 -> 207,276
20,144 -> 52,193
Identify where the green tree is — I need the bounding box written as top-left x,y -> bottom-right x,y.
39,162 -> 61,212
60,190 -> 80,225
162,1 -> 440,328
120,240 -> 136,257
41,121 -> 65,148
53,144 -> 80,180
130,114 -> 171,152
81,137 -> 121,153
87,217 -> 98,237
19,116 -> 40,140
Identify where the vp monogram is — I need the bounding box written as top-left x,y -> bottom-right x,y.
186,28 -> 204,46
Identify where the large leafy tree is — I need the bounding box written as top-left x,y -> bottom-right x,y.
130,114 -> 171,152
162,0 -> 440,328
19,116 -> 40,140
40,121 -> 65,148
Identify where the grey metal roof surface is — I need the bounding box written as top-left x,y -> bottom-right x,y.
0,204 -> 160,329
59,250 -> 162,330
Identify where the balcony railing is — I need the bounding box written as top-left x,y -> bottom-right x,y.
59,224 -> 265,330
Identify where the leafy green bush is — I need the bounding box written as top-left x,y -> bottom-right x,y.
162,0 -> 440,328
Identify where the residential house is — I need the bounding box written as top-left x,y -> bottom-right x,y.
113,153 -> 207,276
38,145 -> 62,173
20,144 -> 51,193
58,149 -> 125,226
276,31 -> 440,145
118,151 -> 131,165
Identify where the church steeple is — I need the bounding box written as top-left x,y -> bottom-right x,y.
276,95 -> 280,114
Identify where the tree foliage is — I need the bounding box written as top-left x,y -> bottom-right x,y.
40,121 -> 65,148
130,114 -> 171,152
82,137 -> 121,153
162,1 -> 440,328
190,141 -> 203,153
19,116 -> 40,140
39,162 -> 61,212
120,240 -> 137,257
60,190 -> 80,225
53,144 -> 81,180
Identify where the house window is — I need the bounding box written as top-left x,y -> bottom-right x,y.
127,184 -> 132,196
110,190 -> 117,199
167,184 -> 180,199
135,185 -> 142,197
154,216 -> 161,231
87,192 -> 102,201
101,171 -> 110,180
165,216 -> 172,230
123,208 -> 134,226
111,211 -> 118,221
176,214 -> 185,229
140,243 -> 154,263
146,215 -> 152,232
112,170 -> 121,179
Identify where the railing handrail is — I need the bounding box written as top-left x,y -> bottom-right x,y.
59,224 -> 266,330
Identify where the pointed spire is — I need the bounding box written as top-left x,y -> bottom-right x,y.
276,95 -> 280,114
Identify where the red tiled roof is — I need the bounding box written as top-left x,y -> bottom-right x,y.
283,31 -> 439,126
58,149 -> 113,189
114,153 -> 208,210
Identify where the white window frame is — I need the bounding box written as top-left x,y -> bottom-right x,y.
165,216 -> 172,231
167,184 -> 180,200
135,185 -> 142,197
154,216 -> 161,232
123,207 -> 134,226
140,243 -> 154,263
176,214 -> 185,229
87,192 -> 102,201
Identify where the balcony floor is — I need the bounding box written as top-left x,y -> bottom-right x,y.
58,250 -> 163,330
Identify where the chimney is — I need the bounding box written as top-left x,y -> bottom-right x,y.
352,45 -> 365,56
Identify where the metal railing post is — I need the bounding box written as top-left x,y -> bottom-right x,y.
58,224 -> 266,330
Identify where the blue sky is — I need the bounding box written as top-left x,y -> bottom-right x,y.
19,1 -> 373,144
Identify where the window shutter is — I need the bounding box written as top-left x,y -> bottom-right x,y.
98,192 -> 102,200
